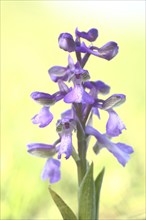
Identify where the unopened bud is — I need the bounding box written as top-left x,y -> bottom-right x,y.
58,33 -> 75,52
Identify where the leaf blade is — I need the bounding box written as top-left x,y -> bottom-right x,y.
78,163 -> 96,220
95,167 -> 105,219
49,187 -> 77,220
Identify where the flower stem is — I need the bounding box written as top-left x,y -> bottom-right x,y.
74,103 -> 87,186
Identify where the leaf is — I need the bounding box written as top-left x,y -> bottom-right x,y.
49,187 -> 77,220
95,167 -> 105,219
78,163 -> 96,220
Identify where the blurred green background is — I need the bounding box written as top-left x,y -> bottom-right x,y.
1,1 -> 145,219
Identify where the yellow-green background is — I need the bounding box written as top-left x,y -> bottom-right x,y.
1,1 -> 145,219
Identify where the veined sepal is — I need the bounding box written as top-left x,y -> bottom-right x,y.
49,187 -> 77,220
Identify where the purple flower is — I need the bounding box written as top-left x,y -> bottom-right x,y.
28,27 -> 133,186
85,126 -> 134,166
101,94 -> 126,136
41,158 -> 61,183
27,143 -> 60,183
58,33 -> 75,52
31,106 -> 53,128
76,41 -> 119,60
75,27 -> 98,42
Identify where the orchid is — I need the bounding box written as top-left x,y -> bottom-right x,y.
27,27 -> 133,220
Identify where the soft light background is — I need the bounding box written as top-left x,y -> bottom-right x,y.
1,1 -> 145,219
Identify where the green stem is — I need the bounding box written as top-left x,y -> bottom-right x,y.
74,103 -> 87,186
77,129 -> 87,186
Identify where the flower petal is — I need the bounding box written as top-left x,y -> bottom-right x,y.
106,110 -> 126,137
31,92 -> 55,106
41,158 -> 61,183
64,85 -> 94,104
27,143 -> 56,158
32,107 -> 53,128
102,94 -> 126,110
48,66 -> 68,82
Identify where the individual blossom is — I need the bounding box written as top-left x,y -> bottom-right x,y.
58,33 -> 75,52
85,126 -> 134,166
75,27 -> 98,42
76,41 -> 119,61
101,94 -> 126,137
27,143 -> 61,183
30,91 -> 65,128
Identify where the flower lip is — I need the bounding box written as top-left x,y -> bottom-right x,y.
32,106 -> 53,128
106,109 -> 126,137
41,158 -> 61,183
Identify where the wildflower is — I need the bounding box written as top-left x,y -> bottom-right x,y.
76,41 -> 119,60
31,91 -> 65,128
75,27 -> 98,42
28,27 -> 133,186
101,94 -> 126,137
27,143 -> 61,183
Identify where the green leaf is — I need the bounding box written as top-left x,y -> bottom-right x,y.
49,187 -> 77,220
78,163 -> 96,220
95,167 -> 105,220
